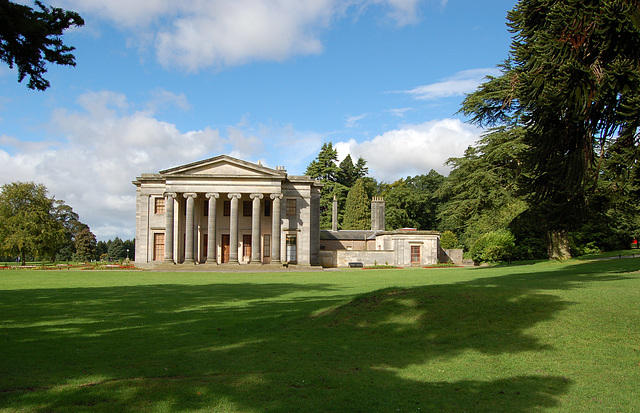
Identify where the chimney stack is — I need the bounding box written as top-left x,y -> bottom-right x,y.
332,195 -> 338,231
371,197 -> 385,231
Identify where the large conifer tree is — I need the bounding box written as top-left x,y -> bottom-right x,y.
342,179 -> 370,230
462,0 -> 640,258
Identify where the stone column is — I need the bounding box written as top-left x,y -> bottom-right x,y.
250,193 -> 263,263
164,192 -> 176,263
206,192 -> 219,264
228,193 -> 241,264
332,195 -> 338,231
183,193 -> 197,264
270,193 -> 283,264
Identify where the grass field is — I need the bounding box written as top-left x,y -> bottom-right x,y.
0,257 -> 639,412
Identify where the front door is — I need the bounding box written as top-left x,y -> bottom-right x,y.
221,234 -> 230,263
202,234 -> 208,263
286,234 -> 297,263
243,234 -> 251,261
411,245 -> 421,266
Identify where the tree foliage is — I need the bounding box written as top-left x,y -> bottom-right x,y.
439,230 -> 459,250
107,237 -> 125,260
0,182 -> 63,263
470,229 -> 516,263
380,170 -> 444,230
0,181 -> 95,263
74,227 -> 96,261
461,0 -> 640,258
305,143 -> 373,230
437,128 -> 529,249
0,0 -> 84,90
342,179 -> 370,230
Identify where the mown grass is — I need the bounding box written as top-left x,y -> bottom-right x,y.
0,258 -> 639,412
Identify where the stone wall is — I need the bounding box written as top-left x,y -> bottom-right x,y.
319,250 -> 337,267
438,248 -> 464,265
336,250 -> 395,268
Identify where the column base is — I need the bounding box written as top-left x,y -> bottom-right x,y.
206,259 -> 218,265
183,259 -> 195,264
164,259 -> 175,264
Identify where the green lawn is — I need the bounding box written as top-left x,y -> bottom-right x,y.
0,258 -> 639,412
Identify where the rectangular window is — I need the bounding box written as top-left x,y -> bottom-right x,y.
154,197 -> 165,214
263,234 -> 271,257
223,200 -> 230,216
153,233 -> 165,261
264,199 -> 271,217
286,199 -> 297,216
243,201 -> 252,217
411,245 -> 421,264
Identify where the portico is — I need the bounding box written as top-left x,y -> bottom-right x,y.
133,155 -> 322,267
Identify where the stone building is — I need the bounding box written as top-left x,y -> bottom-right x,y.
133,155 -> 322,268
318,197 -> 444,268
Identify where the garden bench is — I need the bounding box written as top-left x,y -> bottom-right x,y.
348,262 -> 364,268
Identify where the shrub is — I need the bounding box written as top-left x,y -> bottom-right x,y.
440,230 -> 459,250
470,229 -> 516,263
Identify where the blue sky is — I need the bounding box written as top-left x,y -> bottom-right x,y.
0,0 -> 517,240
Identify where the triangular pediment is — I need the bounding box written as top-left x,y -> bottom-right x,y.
159,155 -> 284,178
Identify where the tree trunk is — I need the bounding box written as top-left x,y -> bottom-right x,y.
20,250 -> 26,266
547,230 -> 571,260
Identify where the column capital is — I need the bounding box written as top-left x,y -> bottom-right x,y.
164,192 -> 177,199
250,193 -> 263,200
270,193 -> 283,200
205,192 -> 219,199
183,192 -> 197,199
228,193 -> 242,199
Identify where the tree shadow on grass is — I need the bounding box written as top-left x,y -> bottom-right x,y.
1,259 -> 637,412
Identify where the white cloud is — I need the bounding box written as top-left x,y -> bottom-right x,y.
380,0 -> 422,25
0,91 -> 225,240
404,68 -> 502,100
387,107 -> 412,117
336,118 -> 480,181
62,0 -> 427,71
346,114 -> 367,128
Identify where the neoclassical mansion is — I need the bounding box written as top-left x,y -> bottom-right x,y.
133,155 -> 322,267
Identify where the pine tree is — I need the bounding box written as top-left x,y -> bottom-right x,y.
305,142 -> 345,229
342,179 -> 370,230
75,228 -> 97,261
305,143 -> 340,181
107,237 -> 125,261
337,154 -> 357,187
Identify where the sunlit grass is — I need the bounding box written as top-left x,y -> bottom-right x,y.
1,257 -> 639,412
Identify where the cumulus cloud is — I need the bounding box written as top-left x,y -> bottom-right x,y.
404,68 -> 502,100
62,0 -> 428,71
336,118 -> 480,181
0,91 -> 225,240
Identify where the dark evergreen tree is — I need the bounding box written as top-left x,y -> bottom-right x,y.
461,0 -> 640,258
337,154 -> 357,187
305,142 -> 347,229
75,227 -> 96,261
437,128 -> 529,249
0,0 -> 84,90
96,240 -> 108,259
123,239 -> 135,260
342,179 -> 370,230
354,157 -> 369,180
107,237 -> 125,260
